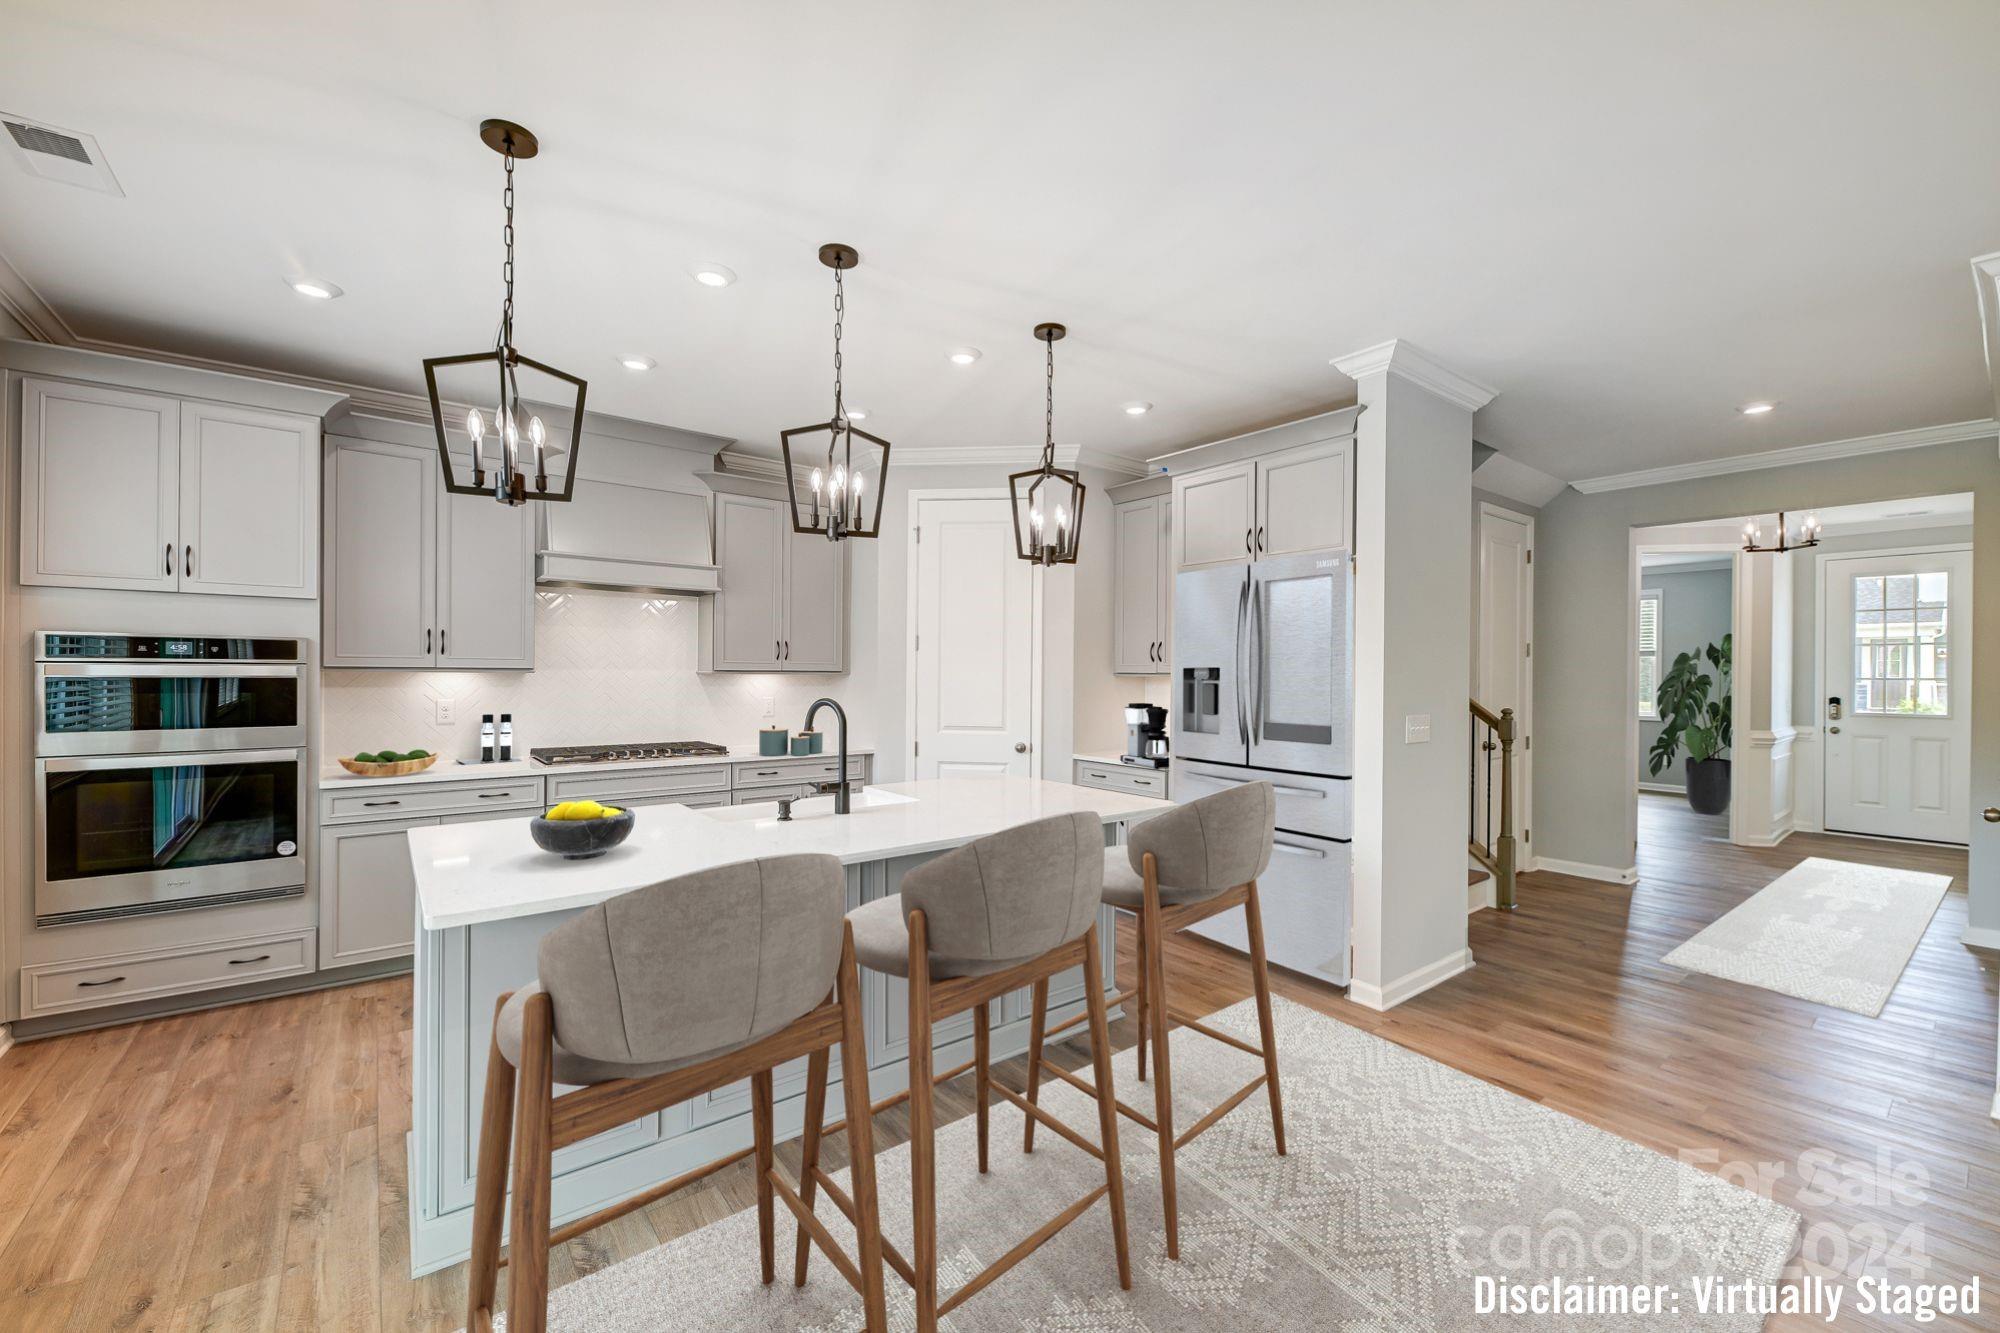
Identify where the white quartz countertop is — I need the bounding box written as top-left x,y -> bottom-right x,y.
319,745 -> 875,790
407,777 -> 1171,930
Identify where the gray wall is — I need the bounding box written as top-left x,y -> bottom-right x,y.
1637,565 -> 1732,789
1533,435 -> 1998,941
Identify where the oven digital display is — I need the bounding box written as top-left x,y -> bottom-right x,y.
163,640 -> 196,657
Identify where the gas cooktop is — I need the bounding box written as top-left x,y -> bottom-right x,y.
529,741 -> 730,766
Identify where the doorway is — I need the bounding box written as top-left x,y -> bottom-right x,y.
1475,503 -> 1534,871
1819,546 -> 1972,843
906,492 -> 1041,778
1634,549 -> 1738,867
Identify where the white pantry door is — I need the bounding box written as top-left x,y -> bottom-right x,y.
1822,549 -> 1972,843
911,495 -> 1037,779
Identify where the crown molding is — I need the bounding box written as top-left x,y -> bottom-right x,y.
1569,417 -> 1999,494
1330,338 -> 1498,412
0,244 -> 76,344
718,442 -> 1146,480
1974,251 -> 2000,427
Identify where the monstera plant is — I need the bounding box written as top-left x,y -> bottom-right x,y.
1648,633 -> 1733,814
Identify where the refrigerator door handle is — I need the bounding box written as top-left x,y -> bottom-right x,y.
1272,838 -> 1330,859
1249,576 -> 1265,740
1235,572 -> 1252,746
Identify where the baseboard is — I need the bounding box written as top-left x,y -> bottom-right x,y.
0,1024 -> 12,1062
1637,782 -> 1685,795
1962,925 -> 2000,952
1348,948 -> 1475,1011
1533,857 -> 1638,885
1468,876 -> 1497,914
1735,826 -> 1794,849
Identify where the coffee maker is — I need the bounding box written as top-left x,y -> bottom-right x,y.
1123,703 -> 1169,767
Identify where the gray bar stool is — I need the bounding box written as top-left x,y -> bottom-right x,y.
467,853 -> 887,1333
1025,781 -> 1281,1259
816,812 -> 1130,1333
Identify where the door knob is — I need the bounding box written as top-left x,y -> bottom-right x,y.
1828,726 -> 1840,734
1984,808 -> 2000,824
1014,742 -> 1028,753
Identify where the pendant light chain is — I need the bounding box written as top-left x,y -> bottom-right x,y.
831,261 -> 845,425
499,146 -> 516,350
1043,333 -> 1056,468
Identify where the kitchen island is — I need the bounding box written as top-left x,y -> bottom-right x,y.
401,776 -> 1171,1275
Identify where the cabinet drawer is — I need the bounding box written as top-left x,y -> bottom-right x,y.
730,754 -> 870,788
1073,761 -> 1169,798
621,789 -> 730,811
731,783 -> 811,805
547,765 -> 731,804
322,778 -> 542,823
21,930 -> 315,1017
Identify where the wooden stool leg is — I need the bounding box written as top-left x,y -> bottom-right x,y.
1021,977 -> 1049,1153
466,997 -> 516,1331
505,991 -> 555,1333
973,1002 -> 991,1174
792,1044 -> 831,1287
1142,861 -> 1180,1260
1134,911 -> 1150,1083
907,912 -> 939,1333
1080,926 -> 1133,1289
836,931 -> 888,1332
1243,879 -> 1287,1155
752,1068 -> 777,1285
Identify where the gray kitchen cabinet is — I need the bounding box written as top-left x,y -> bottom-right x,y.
1112,495 -> 1171,674
323,435 -> 535,669
19,377 -> 319,597
319,814 -> 433,968
177,400 -> 319,598
1172,459 -> 1256,569
701,492 -> 847,673
1172,436 -> 1350,570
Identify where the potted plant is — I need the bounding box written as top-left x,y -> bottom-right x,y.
1647,633 -> 1733,815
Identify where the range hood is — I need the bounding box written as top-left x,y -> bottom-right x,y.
536,477 -> 720,596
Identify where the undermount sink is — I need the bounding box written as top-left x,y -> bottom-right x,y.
698,787 -> 918,825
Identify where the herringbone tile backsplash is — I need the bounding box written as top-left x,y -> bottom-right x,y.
322,591 -> 850,761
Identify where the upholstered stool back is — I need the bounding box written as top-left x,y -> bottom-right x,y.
1126,782 -> 1276,900
901,812 -> 1103,968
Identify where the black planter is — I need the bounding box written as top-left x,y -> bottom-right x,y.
1684,757 -> 1731,815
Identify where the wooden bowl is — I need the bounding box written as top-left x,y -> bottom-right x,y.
338,754 -> 441,778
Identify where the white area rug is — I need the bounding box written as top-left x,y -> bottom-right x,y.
1662,856 -> 1951,1016
499,997 -> 1798,1330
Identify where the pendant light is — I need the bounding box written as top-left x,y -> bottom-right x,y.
780,244 -> 889,541
422,119 -> 586,506
1741,510 -> 1821,554
1009,322 -> 1085,565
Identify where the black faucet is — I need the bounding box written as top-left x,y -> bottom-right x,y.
804,697 -> 852,814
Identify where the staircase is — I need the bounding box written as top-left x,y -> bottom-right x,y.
1468,698 -> 1519,909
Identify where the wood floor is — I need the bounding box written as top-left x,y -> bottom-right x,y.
0,795 -> 1993,1331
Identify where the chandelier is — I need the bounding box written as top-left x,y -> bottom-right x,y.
1009,322 -> 1085,565
780,244 -> 889,541
1741,510 -> 1820,554
422,119 -> 586,506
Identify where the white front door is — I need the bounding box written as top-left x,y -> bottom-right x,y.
1822,549 -> 1972,843
911,495 -> 1038,778
1477,504 -> 1534,857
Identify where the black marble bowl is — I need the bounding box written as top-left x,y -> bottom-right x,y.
529,808 -> 636,859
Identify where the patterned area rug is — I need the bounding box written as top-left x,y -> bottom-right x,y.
498,997 -> 1797,1330
1662,856 -> 1951,1016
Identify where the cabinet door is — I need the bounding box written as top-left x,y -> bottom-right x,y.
323,438 -> 437,667
710,493 -> 785,671
1172,460 -> 1256,570
1112,497 -> 1165,674
438,485 -> 535,669
1157,499 -> 1173,668
19,377 -> 180,591
178,401 -> 318,598
1256,437 -> 1350,558
783,529 -> 845,671
318,815 -> 437,968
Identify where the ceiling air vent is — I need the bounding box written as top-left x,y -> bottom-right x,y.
1,114 -> 123,195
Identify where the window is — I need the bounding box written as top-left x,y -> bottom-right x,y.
1852,572 -> 1949,715
1637,589 -> 1662,718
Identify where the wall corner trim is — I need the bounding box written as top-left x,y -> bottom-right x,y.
1348,948 -> 1475,1012
1331,338 -> 1498,412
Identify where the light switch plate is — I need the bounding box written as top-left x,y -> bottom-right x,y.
1404,713 -> 1432,744
434,697 -> 456,725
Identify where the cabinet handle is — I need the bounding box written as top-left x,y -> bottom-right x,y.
476,791 -> 512,799
165,543 -> 174,575
1133,777 -> 1155,786
363,799 -> 401,807
1256,525 -> 1264,554
440,628 -> 447,656
185,544 -> 194,576
77,975 -> 127,988
426,628 -> 433,654
1245,528 -> 1253,554
227,954 -> 272,966
753,769 -> 780,778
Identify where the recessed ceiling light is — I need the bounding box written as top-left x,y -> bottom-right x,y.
289,277 -> 342,300
1739,401 -> 1776,415
618,355 -> 656,372
845,407 -> 868,421
689,262 -> 736,288
1122,401 -> 1153,416
949,347 -> 981,365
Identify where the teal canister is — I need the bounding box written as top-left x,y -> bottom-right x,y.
791,733 -> 814,757
809,730 -> 825,754
759,727 -> 789,756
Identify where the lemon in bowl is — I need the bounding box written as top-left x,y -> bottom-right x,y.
529,801 -> 635,859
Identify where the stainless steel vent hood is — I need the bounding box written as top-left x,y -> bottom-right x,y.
536,477 -> 720,596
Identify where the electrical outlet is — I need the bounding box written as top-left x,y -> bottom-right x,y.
1404,713 -> 1432,744
761,694 -> 776,719
435,697 -> 456,725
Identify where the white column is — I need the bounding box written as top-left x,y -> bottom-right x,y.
1331,340 -> 1495,1010
1731,549 -> 1796,846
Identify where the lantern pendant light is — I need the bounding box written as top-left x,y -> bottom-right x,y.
1009,322 -> 1085,566
422,119 -> 586,507
780,244 -> 889,541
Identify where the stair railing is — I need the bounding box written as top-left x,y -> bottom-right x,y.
1468,699 -> 1518,910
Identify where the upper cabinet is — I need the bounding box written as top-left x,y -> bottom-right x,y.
1112,494 -> 1171,675
19,376 -> 319,598
1172,434 -> 1350,569
323,435 -> 534,670
700,491 -> 847,673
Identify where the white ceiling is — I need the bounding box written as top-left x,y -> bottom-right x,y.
3,2 -> 1998,480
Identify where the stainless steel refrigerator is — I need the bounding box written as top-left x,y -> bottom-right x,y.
1171,550 -> 1352,984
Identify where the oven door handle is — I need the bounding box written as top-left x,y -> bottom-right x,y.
39,746 -> 308,773
39,662 -> 302,679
